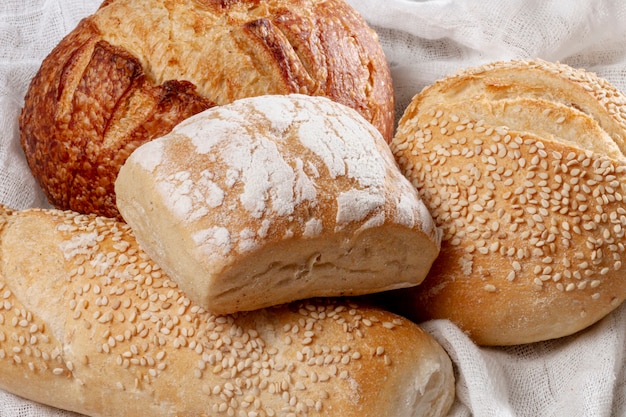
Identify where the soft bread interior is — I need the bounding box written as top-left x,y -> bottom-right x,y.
211,225 -> 440,313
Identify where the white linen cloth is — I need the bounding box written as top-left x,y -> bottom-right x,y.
1,0 -> 626,416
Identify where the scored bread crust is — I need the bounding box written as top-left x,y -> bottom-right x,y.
19,0 -> 394,219
388,59 -> 626,346
115,94 -> 441,315
414,59 -> 626,154
0,205 -> 454,417
441,97 -> 625,161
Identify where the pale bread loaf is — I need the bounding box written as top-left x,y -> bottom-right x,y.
387,59 -> 626,345
115,94 -> 441,315
20,0 -> 394,219
413,59 -> 626,154
0,205 -> 454,417
441,97 -> 624,160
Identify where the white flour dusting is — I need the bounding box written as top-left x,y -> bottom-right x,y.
395,192 -> 419,228
238,228 -> 258,253
182,110 -> 249,155
197,170 -> 225,208
336,189 -> 386,226
131,94 -> 429,257
293,158 -> 318,206
297,117 -> 347,179
192,226 -> 232,260
304,218 -> 323,237
134,139 -> 164,172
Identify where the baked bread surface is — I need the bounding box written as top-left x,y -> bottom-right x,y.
115,94 -> 441,315
413,59 -> 626,155
389,59 -> 626,345
0,205 -> 454,417
19,0 -> 394,218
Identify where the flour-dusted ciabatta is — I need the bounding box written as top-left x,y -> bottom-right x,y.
19,0 -> 394,219
387,59 -> 626,346
0,205 -> 454,417
115,94 -> 441,315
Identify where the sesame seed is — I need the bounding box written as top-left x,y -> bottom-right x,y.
484,284 -> 497,292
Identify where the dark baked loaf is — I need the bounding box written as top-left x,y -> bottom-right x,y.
19,0 -> 394,219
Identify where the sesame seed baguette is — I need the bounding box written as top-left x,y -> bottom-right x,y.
0,205 -> 454,417
387,60 -> 626,345
115,94 -> 441,315
408,58 -> 626,156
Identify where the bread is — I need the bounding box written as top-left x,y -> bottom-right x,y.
441,97 -> 625,161
386,59 -> 626,346
115,94 -> 441,315
0,204 -> 454,417
410,59 -> 626,155
19,0 -> 394,219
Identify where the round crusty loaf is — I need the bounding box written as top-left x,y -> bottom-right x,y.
19,0 -> 394,219
115,94 -> 441,315
0,204 -> 454,417
387,59 -> 626,346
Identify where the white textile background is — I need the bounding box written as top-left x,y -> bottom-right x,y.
1,0 -> 626,416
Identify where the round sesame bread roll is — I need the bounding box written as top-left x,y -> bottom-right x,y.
115,94 -> 441,315
387,59 -> 626,346
19,0 -> 394,219
0,204 -> 454,417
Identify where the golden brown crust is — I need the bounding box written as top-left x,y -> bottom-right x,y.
20,19 -> 213,219
0,205 -> 454,417
19,0 -> 394,219
387,59 -> 626,346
